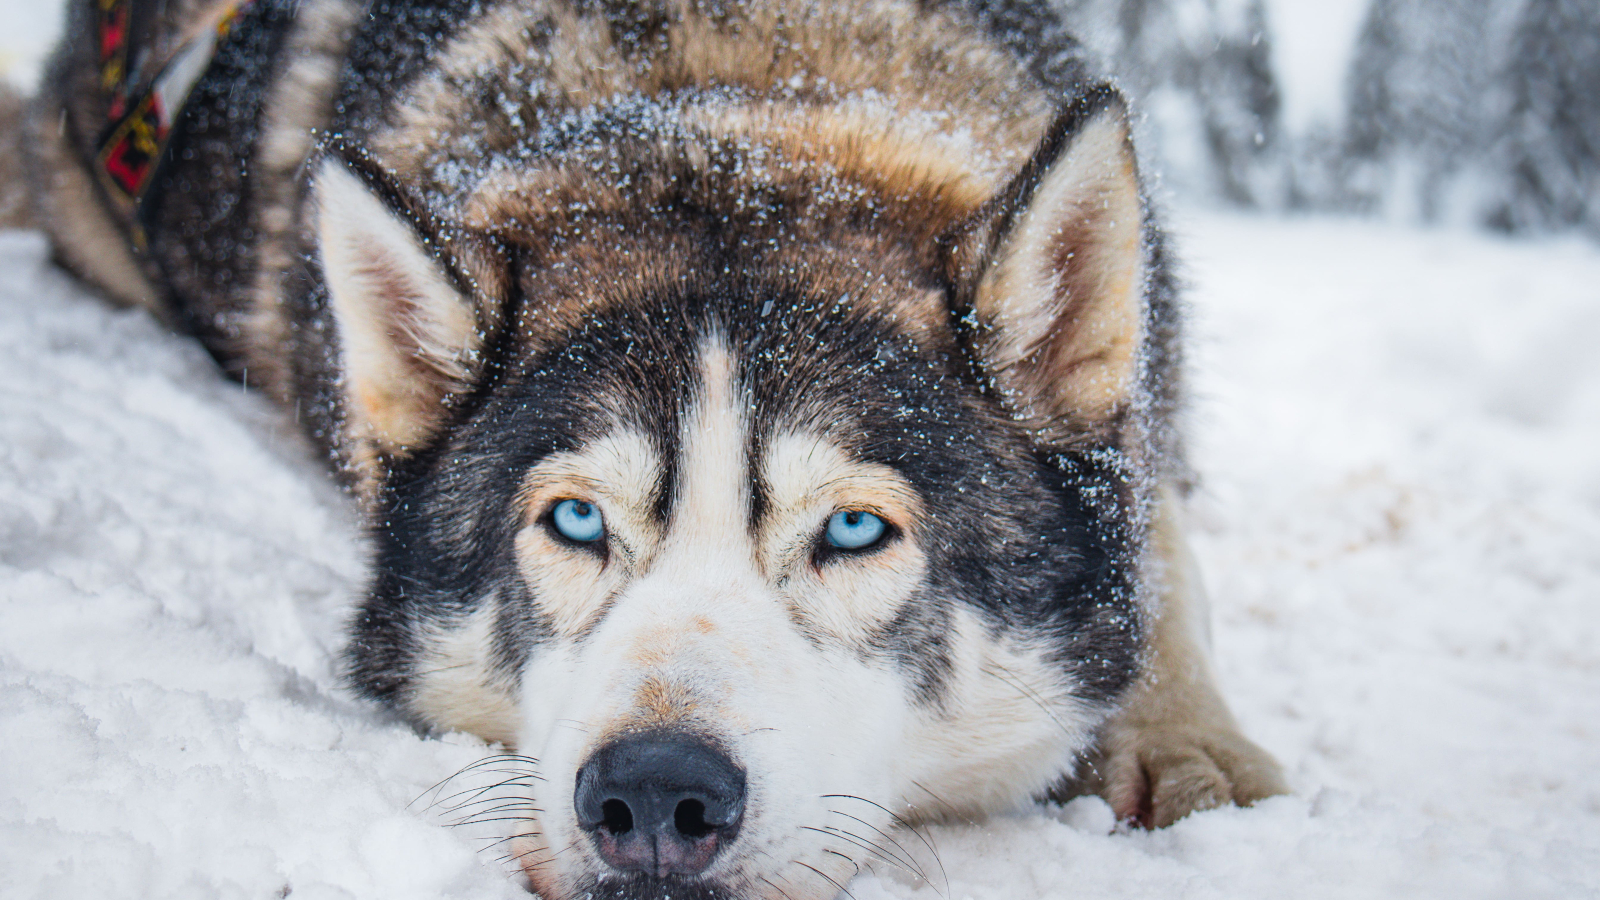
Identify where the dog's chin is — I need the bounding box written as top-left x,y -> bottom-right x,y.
514,836 -> 742,900
564,873 -> 743,900
518,833 -> 856,900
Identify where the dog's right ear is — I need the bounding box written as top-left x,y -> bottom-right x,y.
314,154 -> 500,455
942,85 -> 1146,447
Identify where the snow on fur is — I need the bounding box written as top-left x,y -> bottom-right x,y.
2,214 -> 1597,897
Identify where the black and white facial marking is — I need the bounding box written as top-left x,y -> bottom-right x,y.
339,261 -> 1141,895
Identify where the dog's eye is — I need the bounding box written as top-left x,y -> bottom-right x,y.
551,499 -> 605,543
825,510 -> 887,550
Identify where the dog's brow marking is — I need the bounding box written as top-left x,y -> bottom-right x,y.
666,337 -> 757,566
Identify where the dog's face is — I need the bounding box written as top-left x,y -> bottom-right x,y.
323,91 -> 1149,898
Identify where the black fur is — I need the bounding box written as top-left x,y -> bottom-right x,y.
140,0 -> 298,372
332,0 -> 490,137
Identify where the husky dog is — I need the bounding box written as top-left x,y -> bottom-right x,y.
27,0 -> 1285,895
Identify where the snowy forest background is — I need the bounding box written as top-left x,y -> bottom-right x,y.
1056,0 -> 1600,238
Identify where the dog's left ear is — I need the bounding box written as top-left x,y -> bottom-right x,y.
314,151 -> 503,456
944,85 -> 1145,444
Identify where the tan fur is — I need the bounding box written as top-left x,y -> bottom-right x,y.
629,675 -> 704,727
24,92 -> 163,312
511,430 -> 664,638
1073,485 -> 1289,826
0,85 -> 34,230
760,430 -> 930,642
409,605 -> 523,746
316,160 -> 484,453
372,0 -> 1052,192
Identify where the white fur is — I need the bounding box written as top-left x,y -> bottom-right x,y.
514,428 -> 663,637
760,429 -> 928,643
410,600 -> 522,746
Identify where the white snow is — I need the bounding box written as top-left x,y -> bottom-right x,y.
3,209 -> 1598,898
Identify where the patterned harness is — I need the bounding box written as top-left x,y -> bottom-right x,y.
93,0 -> 254,221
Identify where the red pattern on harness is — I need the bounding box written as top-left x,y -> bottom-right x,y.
95,0 -> 253,205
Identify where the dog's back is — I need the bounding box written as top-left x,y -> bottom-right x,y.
25,0 -> 1184,474
28,0 -> 1178,444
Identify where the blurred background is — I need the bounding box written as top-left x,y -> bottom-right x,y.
2,0 -> 1597,239
1059,0 -> 1600,240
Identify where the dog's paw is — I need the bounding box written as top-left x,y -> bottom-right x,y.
1095,724 -> 1288,828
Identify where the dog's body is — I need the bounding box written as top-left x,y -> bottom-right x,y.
27,0 -> 1284,896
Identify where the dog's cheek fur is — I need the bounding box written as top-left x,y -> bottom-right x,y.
513,528 -> 617,638
343,343 -> 615,730
894,608 -> 1104,820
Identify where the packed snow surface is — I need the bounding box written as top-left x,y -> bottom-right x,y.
3,213 -> 1598,899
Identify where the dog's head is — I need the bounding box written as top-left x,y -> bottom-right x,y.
320,87 -> 1154,899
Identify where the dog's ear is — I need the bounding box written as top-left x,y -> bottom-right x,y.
945,85 -> 1145,445
314,153 -> 498,454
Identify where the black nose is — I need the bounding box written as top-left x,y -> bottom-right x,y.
574,731 -> 746,877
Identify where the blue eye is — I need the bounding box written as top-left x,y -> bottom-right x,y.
551,499 -> 605,543
825,510 -> 887,550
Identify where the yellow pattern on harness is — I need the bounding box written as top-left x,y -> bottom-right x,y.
94,0 -> 254,210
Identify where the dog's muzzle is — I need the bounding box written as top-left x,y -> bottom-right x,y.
574,731 -> 747,878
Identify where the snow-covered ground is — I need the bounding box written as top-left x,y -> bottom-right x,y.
3,210 -> 1597,898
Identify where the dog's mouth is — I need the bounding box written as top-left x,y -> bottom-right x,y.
564,872 -> 746,900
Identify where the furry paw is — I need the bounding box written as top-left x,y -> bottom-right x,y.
1095,724 -> 1288,828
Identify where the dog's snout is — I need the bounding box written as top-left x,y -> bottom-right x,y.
574,731 -> 746,877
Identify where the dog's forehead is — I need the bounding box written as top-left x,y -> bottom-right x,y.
501,251 -> 964,436
496,172 -> 959,356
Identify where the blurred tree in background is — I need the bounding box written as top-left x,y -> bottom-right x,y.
1061,0 -> 1281,206
1090,0 -> 1600,239
1492,0 -> 1600,236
